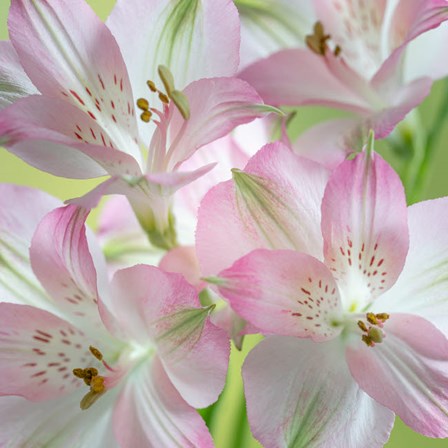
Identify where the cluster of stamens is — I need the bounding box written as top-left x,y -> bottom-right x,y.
72,345 -> 107,410
306,21 -> 341,57
136,65 -> 190,124
357,312 -> 390,347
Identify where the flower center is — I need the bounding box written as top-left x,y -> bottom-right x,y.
306,21 -> 342,57
72,345 -> 117,410
136,65 -> 190,124
357,312 -> 390,347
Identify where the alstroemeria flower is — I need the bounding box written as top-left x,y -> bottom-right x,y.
198,140 -> 448,445
0,0 -> 268,249
240,0 -> 448,160
0,193 -> 229,446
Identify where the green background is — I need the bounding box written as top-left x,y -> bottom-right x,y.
1,1 -> 447,446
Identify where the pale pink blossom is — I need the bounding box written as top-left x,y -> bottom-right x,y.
0,0 -> 268,249
239,0 -> 448,162
0,187 -> 229,447
197,139 -> 448,445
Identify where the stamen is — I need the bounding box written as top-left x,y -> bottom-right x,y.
89,346 -> 103,361
140,111 -> 153,123
136,98 -> 150,111
73,345 -> 110,410
359,312 -> 389,347
305,21 -> 342,58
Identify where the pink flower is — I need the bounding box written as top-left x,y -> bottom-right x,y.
197,139 -> 448,445
0,0 -> 268,248
239,0 -> 448,161
0,186 -> 229,447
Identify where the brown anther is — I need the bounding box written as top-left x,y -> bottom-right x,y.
140,111 -> 152,123
334,45 -> 342,57
357,320 -> 368,333
84,367 -> 99,377
136,98 -> 149,111
72,368 -> 85,379
366,312 -> 379,325
90,376 -> 105,393
306,21 -> 331,56
375,313 -> 390,322
362,334 -> 375,347
89,346 -> 103,361
158,92 -> 169,104
147,80 -> 157,92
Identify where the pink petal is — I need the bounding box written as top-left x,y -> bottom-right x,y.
293,118 -> 360,169
243,336 -> 394,448
196,142 -> 329,277
403,21 -> 448,82
149,77 -> 265,171
0,393 -> 118,447
0,303 -> 92,401
373,198 -> 448,333
159,246 -> 203,289
346,313 -> 448,437
0,184 -> 60,308
30,205 -> 106,333
0,40 -> 38,109
107,265 -> 229,408
0,95 -> 141,178
9,0 -> 141,162
174,134 -> 251,245
218,249 -> 343,341
321,150 -> 409,310
239,49 -> 373,113
113,356 -> 213,448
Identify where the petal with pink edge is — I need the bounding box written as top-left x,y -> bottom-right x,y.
0,185 -> 59,308
239,49 -> 374,113
113,356 -> 213,448
0,392 -> 118,447
149,77 -> 266,172
174,134 -> 251,245
0,40 -> 38,109
9,0 -> 141,162
293,118 -> 360,168
159,246 -> 203,289
373,198 -> 448,334
218,249 -> 343,341
346,313 -> 448,437
0,303 -> 94,401
196,142 -> 329,276
0,95 -> 142,178
243,336 -> 394,448
30,205 -> 107,334
107,265 -> 229,408
321,149 -> 409,311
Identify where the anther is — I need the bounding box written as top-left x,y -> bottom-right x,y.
158,92 -> 169,104
89,346 -> 103,361
357,320 -> 368,333
366,312 -> 379,325
306,21 -> 331,56
375,313 -> 390,322
147,80 -> 157,92
72,368 -> 85,379
140,111 -> 153,123
362,334 -> 375,347
136,98 -> 150,111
